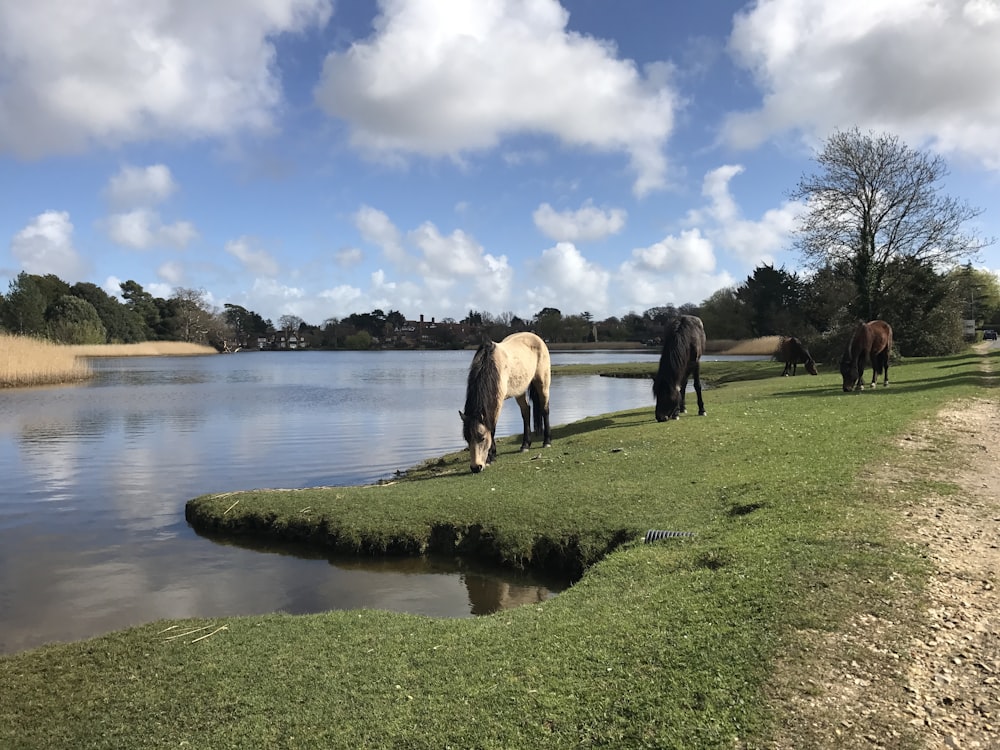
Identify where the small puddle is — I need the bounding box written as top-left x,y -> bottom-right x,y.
199,532 -> 573,618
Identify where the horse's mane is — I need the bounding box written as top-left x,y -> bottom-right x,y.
653,316 -> 700,397
464,340 -> 501,433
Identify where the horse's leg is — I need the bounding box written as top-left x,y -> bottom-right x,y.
515,393 -> 532,452
882,350 -> 890,387
487,426 -> 497,464
540,385 -> 552,448
692,362 -> 706,416
782,361 -> 791,376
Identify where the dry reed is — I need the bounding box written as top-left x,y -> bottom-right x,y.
68,341 -> 217,357
718,335 -> 782,356
1,336 -> 217,388
0,334 -> 92,388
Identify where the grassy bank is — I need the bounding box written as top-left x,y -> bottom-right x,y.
2,349 -> 993,748
0,335 -> 216,388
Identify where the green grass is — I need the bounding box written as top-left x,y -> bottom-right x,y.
3,349 -> 996,749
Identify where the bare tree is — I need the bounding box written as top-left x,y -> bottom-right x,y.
792,128 -> 991,320
171,287 -> 215,343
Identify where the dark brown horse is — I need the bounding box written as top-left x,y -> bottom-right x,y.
653,315 -> 706,422
779,336 -> 818,376
839,320 -> 893,392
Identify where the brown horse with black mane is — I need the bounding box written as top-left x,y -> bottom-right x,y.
779,336 -> 818,376
840,320 -> 893,392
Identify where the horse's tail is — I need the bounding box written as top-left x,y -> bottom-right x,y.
529,382 -> 543,435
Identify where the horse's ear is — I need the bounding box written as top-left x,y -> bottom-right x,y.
459,410 -> 465,422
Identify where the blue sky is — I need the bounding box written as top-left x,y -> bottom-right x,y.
3,0 -> 1000,326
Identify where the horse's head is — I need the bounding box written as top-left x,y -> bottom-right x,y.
805,358 -> 818,376
839,357 -> 857,391
460,410 -> 493,473
654,383 -> 683,422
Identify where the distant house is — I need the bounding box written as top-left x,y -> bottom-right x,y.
258,332 -> 306,350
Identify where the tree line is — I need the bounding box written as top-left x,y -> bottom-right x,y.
2,128 -> 996,359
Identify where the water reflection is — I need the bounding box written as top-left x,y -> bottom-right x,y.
200,532 -> 568,617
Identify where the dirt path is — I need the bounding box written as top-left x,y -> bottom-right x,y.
769,352 -> 999,749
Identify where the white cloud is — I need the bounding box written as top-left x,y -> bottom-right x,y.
10,211 -> 88,280
103,276 -> 123,299
157,260 -> 185,285
335,247 -> 364,267
102,164 -> 197,250
105,209 -> 197,250
225,237 -> 280,277
354,205 -> 408,266
685,165 -> 805,266
525,242 -> 610,315
0,0 -> 333,157
106,164 -> 176,208
533,201 -> 627,242
146,282 -> 173,298
315,0 -> 678,195
623,229 -> 717,276
724,0 -> 1000,169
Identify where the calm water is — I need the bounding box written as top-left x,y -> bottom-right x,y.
0,349 -> 668,654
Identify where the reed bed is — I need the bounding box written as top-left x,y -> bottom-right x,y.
67,341 -> 217,357
1,336 -> 216,388
0,334 -> 92,388
718,335 -> 782,356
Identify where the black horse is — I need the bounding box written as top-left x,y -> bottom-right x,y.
652,315 -> 706,422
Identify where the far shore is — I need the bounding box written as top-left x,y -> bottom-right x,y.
1,334 -> 781,389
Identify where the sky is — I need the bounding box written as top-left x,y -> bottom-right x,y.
3,0 -> 1000,327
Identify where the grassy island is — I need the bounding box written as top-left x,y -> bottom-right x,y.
2,348 -> 994,748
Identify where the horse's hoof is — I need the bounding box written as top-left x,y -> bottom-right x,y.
698,410 -> 706,416
543,441 -> 552,448
519,447 -> 530,453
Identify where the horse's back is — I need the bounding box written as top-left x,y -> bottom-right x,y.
868,320 -> 892,353
498,332 -> 550,392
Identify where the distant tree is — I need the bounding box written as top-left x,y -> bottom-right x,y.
1,272 -> 47,336
947,264 -> 1000,326
643,306 -> 678,327
697,287 -> 752,340
792,127 -> 991,320
533,307 -> 562,342
344,330 -> 373,349
223,303 -> 269,348
33,274 -> 72,309
882,258 -> 963,356
736,264 -> 805,336
386,310 -> 406,330
119,280 -> 160,338
278,314 -> 305,335
46,295 -> 106,344
171,288 -> 216,344
561,314 -> 590,342
70,282 -> 145,343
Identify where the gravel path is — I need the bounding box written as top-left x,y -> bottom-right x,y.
767,353 -> 999,749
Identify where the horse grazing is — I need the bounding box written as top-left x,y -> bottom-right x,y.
780,336 -> 818,376
653,315 -> 706,422
839,320 -> 893,392
460,332 -> 552,473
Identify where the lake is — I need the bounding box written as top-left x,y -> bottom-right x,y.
1,348 -> 679,654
